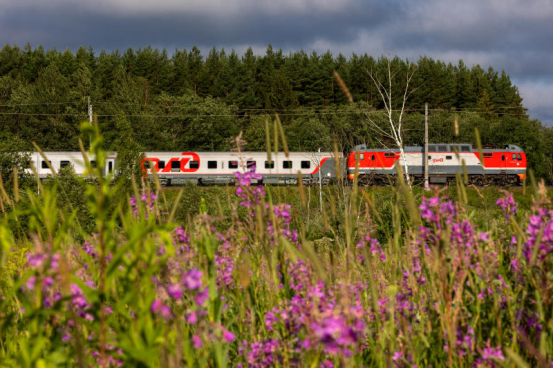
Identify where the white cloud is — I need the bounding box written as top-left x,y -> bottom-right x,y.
409,0 -> 553,31
515,80 -> 553,109
513,80 -> 553,125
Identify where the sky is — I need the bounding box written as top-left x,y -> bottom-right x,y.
1,0 -> 552,125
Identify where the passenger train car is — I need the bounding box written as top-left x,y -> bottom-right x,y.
347,143 -> 527,186
31,151 -> 340,186
140,151 -> 339,186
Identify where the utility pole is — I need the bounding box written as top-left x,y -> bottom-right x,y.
88,96 -> 93,147
424,102 -> 429,190
318,148 -> 323,212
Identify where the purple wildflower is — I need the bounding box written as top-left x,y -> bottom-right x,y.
183,269 -> 203,290
223,330 -> 235,342
167,283 -> 183,299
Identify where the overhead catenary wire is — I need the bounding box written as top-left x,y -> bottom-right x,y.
0,100 -> 544,112
0,111 -> 552,118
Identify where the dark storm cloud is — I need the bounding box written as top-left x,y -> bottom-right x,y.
0,0 -> 399,51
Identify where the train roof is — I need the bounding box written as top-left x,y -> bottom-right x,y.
350,144 -> 524,153
31,151 -> 341,158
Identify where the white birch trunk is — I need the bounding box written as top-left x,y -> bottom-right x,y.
365,57 -> 416,188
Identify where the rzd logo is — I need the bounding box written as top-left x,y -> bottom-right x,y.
432,158 -> 444,164
142,153 -> 201,173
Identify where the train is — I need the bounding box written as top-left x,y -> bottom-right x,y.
26,143 -> 526,186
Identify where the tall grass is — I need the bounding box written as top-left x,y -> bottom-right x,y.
0,124 -> 552,367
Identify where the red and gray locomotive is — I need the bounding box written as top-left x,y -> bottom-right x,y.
347,143 -> 527,186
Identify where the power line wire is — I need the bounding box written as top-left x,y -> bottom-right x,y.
1,101 -> 541,113
0,111 -> 550,118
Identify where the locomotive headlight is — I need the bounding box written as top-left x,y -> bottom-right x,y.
348,174 -> 355,180
327,173 -> 332,177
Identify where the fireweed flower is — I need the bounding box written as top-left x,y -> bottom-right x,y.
192,335 -> 202,349
311,314 -> 363,356
82,241 -> 98,259
167,283 -> 183,299
26,253 -> 45,269
520,208 -> 553,264
496,191 -> 518,218
70,284 -> 94,321
357,235 -> 386,262
443,325 -> 475,356
183,269 -> 203,290
195,287 -> 209,306
238,339 -> 280,367
481,346 -> 505,360
473,345 -> 505,367
255,260 -> 366,363
222,330 -> 235,342
130,191 -> 157,219
266,204 -> 299,245
151,299 -> 172,319
234,166 -> 265,208
174,226 -> 190,244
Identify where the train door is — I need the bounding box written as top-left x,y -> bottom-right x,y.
500,154 -> 507,173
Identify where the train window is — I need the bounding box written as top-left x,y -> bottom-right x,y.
512,154 -> 517,161
428,145 -> 437,152
143,161 -> 152,169
247,161 -> 256,169
171,161 -> 180,170
501,155 -> 505,161
190,161 -> 199,169
384,152 -> 395,158
60,161 -> 70,168
438,145 -> 447,152
208,161 -> 217,169
90,160 -> 97,168
359,153 -> 364,160
229,161 -> 238,169
283,161 -> 292,169
461,146 -> 470,152
517,154 -> 522,161
483,153 -> 493,158
301,161 -> 311,169
446,156 -> 452,160
265,161 -> 274,169
158,161 -> 165,169
371,155 -> 375,161
41,160 -> 50,169
428,156 -> 431,160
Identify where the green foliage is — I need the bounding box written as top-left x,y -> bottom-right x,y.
44,164 -> 95,235
0,136 -> 33,193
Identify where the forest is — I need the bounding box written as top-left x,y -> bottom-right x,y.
0,43 -> 552,181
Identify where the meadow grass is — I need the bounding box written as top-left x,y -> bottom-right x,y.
1,125 -> 553,367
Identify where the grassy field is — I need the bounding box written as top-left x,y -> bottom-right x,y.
1,132 -> 553,366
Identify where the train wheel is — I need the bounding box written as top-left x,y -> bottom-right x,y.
507,175 -> 518,185
476,178 -> 484,187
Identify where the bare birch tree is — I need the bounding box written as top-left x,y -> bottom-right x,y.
365,57 -> 417,187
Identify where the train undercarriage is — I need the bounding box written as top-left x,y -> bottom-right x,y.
355,173 -> 521,187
